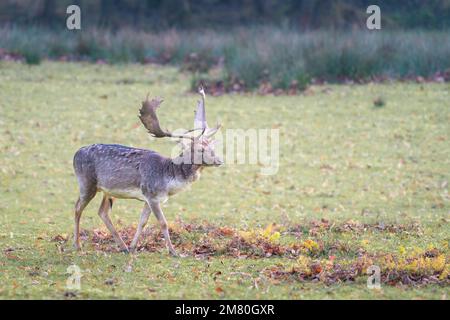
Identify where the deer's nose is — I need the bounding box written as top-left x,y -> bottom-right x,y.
215,158 -> 224,166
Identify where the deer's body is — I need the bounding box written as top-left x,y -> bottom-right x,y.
74,144 -> 200,203
73,88 -> 221,255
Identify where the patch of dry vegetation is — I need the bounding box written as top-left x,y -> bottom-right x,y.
49,220 -> 449,288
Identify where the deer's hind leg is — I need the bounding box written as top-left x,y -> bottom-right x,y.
98,194 -> 129,253
74,188 -> 96,250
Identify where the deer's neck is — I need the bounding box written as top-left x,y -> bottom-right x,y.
168,156 -> 202,184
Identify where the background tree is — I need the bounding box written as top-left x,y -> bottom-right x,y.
0,0 -> 449,30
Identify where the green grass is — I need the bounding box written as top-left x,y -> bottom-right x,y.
0,61 -> 449,299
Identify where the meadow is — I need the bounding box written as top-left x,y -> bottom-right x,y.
0,61 -> 448,299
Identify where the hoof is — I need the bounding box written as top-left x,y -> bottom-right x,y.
119,248 -> 130,254
169,250 -> 179,257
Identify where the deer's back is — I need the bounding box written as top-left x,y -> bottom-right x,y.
73,144 -> 158,200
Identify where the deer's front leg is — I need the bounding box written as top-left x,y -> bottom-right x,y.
98,195 -> 129,253
149,201 -> 178,257
130,203 -> 151,252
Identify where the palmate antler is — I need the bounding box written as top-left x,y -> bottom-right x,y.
139,94 -> 203,141
139,87 -> 220,141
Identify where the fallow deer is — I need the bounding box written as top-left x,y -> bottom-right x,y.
72,88 -> 222,256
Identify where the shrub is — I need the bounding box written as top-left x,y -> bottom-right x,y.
22,49 -> 42,65
1,27 -> 450,89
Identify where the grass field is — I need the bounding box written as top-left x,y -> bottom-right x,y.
0,61 -> 449,299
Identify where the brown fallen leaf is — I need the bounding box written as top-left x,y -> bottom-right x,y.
310,263 -> 323,275
63,291 -> 77,298
51,234 -> 68,243
216,227 -> 234,236
215,286 -> 224,294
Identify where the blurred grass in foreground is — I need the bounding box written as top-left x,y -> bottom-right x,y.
1,27 -> 450,90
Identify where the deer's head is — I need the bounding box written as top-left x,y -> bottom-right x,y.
139,87 -> 222,167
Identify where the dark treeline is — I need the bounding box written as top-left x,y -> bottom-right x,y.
1,0 -> 450,30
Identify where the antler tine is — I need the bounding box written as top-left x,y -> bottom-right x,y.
139,94 -> 195,141
199,85 -> 206,101
193,86 -> 221,140
194,86 -> 208,139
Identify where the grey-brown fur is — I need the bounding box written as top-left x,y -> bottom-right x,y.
73,89 -> 221,255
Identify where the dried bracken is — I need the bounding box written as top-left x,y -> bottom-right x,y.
263,250 -> 449,287
56,220 -> 448,287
